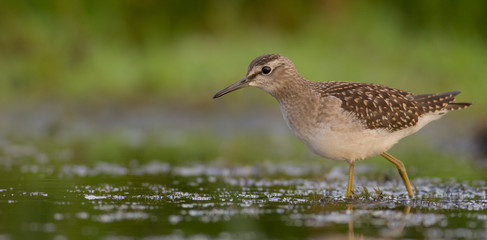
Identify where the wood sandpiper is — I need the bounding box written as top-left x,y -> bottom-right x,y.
213,54 -> 471,198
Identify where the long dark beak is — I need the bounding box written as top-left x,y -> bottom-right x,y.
213,77 -> 248,99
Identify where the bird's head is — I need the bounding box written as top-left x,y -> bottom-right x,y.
213,54 -> 299,98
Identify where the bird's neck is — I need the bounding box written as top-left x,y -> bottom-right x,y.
270,78 -> 319,132
271,77 -> 313,105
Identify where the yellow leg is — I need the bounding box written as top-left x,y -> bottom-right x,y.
381,152 -> 414,198
403,205 -> 411,215
346,163 -> 354,197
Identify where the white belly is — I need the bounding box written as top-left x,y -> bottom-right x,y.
282,105 -> 444,163
299,127 -> 411,162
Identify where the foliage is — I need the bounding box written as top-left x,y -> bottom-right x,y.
0,1 -> 485,113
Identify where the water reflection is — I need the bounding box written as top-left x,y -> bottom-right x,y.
347,204 -> 362,240
0,161 -> 486,239
346,204 -> 411,240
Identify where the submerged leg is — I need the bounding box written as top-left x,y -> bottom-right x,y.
346,163 -> 354,197
381,152 -> 414,198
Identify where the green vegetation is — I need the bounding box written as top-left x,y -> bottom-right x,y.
1,2 -> 486,239
0,1 -> 485,112
0,0 -> 484,184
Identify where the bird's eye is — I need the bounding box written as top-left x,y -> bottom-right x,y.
262,66 -> 271,74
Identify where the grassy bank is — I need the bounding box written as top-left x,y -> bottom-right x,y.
0,1 -> 485,114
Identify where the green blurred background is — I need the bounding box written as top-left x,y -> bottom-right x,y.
1,3 -> 487,239
1,0 -> 486,107
1,2 -> 487,239
0,0 -> 486,179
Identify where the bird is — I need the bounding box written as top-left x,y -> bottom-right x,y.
213,54 -> 471,198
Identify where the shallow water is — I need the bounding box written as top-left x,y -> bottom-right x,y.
0,161 -> 486,240
0,104 -> 485,239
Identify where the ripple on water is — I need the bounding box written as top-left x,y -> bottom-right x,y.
0,160 -> 486,239
95,211 -> 149,223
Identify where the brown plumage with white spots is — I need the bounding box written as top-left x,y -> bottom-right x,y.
213,54 -> 472,198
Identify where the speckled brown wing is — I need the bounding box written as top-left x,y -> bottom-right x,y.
316,82 -> 421,131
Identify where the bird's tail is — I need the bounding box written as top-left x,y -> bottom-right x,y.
413,91 -> 471,114
445,102 -> 472,111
